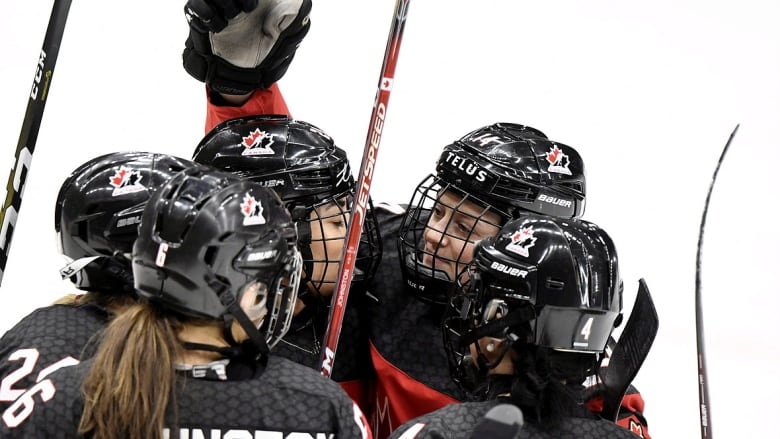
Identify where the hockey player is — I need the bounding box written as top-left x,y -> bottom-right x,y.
192,115 -> 381,412
181,0 -> 380,412
0,167 -> 371,439
0,152 -> 199,414
366,123 -> 649,439
388,214 -> 640,439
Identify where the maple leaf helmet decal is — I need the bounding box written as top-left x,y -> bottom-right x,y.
54,152 -> 202,294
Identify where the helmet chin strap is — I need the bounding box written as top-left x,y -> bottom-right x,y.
183,278 -> 271,362
180,341 -> 243,359
461,307 -> 536,371
58,256 -> 101,280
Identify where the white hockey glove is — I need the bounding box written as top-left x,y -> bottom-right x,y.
183,0 -> 312,95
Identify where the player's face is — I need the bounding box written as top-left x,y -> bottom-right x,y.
306,198 -> 350,297
422,190 -> 502,282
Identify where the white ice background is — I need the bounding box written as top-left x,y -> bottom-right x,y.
1,1 -> 779,438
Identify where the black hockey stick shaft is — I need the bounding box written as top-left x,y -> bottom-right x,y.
320,0 -> 411,377
0,0 -> 73,286
696,124 -> 739,439
600,278 -> 659,422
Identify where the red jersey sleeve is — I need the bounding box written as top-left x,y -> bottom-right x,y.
204,83 -> 291,133
585,391 -> 651,439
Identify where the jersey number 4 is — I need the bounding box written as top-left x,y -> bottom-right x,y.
0,348 -> 78,428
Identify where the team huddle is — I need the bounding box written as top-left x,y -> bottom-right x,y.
0,1 -> 655,438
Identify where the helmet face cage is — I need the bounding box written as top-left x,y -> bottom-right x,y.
132,168 -> 302,351
259,249 -> 303,348
398,174 -> 507,304
192,115 -> 382,300
442,266 -> 484,392
443,265 -> 535,394
298,193 -> 381,298
54,152 -> 200,294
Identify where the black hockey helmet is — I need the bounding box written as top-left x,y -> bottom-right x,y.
192,114 -> 381,297
443,214 -> 622,391
132,167 -> 301,351
399,122 -> 586,303
54,152 -> 201,295
438,123 -> 585,218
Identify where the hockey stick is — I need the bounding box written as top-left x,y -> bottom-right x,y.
695,124 -> 739,439
319,0 -> 411,377
0,0 -> 73,286
600,278 -> 659,422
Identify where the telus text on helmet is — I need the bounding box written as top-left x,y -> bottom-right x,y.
442,152 -> 488,182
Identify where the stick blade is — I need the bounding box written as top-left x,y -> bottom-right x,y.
601,278 -> 659,421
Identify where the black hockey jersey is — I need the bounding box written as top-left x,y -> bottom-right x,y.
367,205 -> 465,439
273,293 -> 374,414
0,303 -> 109,413
388,399 -> 641,439
0,354 -> 371,438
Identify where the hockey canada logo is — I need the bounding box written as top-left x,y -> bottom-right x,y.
240,193 -> 266,226
546,145 -> 572,175
241,128 -> 275,156
505,226 -> 537,258
109,166 -> 145,196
